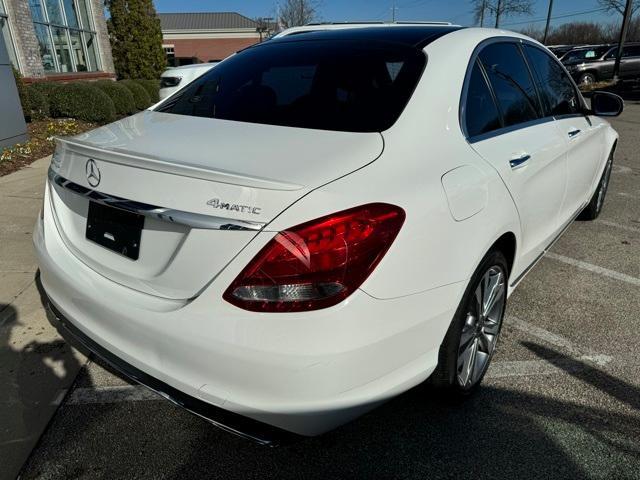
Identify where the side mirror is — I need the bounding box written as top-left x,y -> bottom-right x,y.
590,91 -> 624,117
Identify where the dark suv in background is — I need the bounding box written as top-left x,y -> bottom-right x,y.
563,43 -> 640,85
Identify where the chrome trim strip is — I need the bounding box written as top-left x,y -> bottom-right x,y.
48,168 -> 266,232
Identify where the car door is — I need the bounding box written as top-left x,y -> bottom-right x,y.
621,45 -> 640,78
523,44 -> 604,219
463,41 -> 568,270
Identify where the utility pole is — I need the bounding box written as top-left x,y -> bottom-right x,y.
613,0 -> 633,83
543,0 -> 554,44
494,0 -> 502,28
479,0 -> 486,27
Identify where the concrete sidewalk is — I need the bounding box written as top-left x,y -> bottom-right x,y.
0,157 -> 85,480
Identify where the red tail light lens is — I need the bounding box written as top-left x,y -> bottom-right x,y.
223,203 -> 406,312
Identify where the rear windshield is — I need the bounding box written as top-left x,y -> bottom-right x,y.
156,40 -> 426,132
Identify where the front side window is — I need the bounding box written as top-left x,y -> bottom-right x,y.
464,60 -> 501,138
28,0 -> 100,73
523,45 -> 581,117
0,0 -> 19,68
158,40 -> 426,132
478,42 -> 540,128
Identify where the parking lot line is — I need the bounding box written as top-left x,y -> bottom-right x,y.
596,219 -> 640,234
506,315 -> 583,356
545,252 -> 640,287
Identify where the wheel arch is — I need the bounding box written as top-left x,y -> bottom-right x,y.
489,232 -> 517,278
579,69 -> 599,82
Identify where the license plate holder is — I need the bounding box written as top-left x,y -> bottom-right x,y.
86,202 -> 144,260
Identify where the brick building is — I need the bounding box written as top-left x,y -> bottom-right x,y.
159,12 -> 266,65
0,0 -> 114,81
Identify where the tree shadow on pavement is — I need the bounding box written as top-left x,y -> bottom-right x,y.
19,340 -> 640,480
0,293 -> 82,480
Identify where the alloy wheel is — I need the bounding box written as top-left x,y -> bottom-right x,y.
456,265 -> 506,389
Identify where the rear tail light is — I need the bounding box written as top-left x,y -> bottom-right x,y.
223,203 -> 405,312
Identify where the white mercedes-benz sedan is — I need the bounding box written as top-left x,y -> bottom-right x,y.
35,23 -> 622,444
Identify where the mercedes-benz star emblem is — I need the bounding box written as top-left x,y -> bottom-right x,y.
85,159 -> 101,188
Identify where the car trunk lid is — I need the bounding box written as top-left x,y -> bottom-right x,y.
48,111 -> 384,300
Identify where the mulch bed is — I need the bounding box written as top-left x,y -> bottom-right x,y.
0,119 -> 97,177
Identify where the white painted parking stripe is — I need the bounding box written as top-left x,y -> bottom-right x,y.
506,315 -> 583,356
545,252 -> 640,287
596,219 -> 640,234
612,165 -> 633,174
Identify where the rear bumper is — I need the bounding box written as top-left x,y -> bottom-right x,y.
34,181 -> 464,439
42,294 -> 297,446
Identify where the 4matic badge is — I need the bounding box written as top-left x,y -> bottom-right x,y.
207,198 -> 262,215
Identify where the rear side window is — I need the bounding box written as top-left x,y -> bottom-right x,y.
623,45 -> 640,57
523,45 -> 581,117
157,40 -> 426,132
464,61 -> 501,138
478,42 -> 540,128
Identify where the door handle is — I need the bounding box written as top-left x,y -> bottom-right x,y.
568,129 -> 581,138
509,154 -> 531,169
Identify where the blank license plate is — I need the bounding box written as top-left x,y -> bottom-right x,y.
86,202 -> 144,260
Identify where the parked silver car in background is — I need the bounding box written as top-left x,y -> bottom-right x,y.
159,63 -> 219,99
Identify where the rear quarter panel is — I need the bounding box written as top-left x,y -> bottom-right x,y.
265,29 -> 523,299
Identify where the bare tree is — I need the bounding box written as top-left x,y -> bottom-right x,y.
471,0 -> 534,27
597,0 -> 640,16
544,22 -> 609,45
278,0 -> 319,29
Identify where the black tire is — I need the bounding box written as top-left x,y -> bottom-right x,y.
430,250 -> 508,395
578,151 -> 614,221
579,72 -> 597,85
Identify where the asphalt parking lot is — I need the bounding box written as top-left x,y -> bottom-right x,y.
11,102 -> 640,479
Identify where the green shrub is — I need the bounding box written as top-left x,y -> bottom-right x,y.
12,67 -> 30,121
94,80 -> 136,115
119,79 -> 151,110
29,81 -> 60,101
49,83 -> 116,124
134,79 -> 160,103
26,85 -> 49,120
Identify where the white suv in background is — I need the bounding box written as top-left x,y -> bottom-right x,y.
36,24 -> 622,444
159,62 -> 218,99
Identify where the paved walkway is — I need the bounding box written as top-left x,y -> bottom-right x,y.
0,156 -> 85,480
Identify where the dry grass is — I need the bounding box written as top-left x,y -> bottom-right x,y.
578,80 -> 616,93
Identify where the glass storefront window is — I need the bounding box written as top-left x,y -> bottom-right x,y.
77,0 -> 91,29
84,32 -> 98,70
51,26 -> 73,72
68,29 -> 87,71
28,0 -> 46,23
62,0 -> 78,27
33,23 -> 56,72
44,0 -> 64,25
0,15 -> 19,68
29,0 -> 100,73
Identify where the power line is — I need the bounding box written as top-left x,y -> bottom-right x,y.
502,7 -> 608,27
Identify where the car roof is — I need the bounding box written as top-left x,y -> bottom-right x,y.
272,23 -> 464,49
